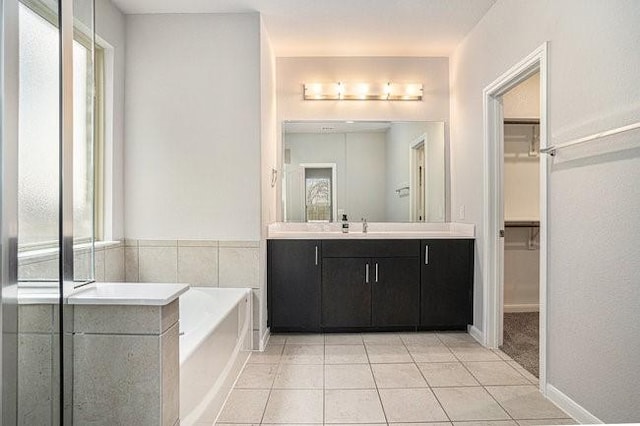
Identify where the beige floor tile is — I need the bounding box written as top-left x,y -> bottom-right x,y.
328,424 -> 387,426
215,423 -> 260,426
325,364 -> 376,389
407,344 -> 458,363
464,361 -> 531,386
285,334 -> 325,345
516,419 -> 577,425
273,364 -> 324,389
325,344 -> 369,364
453,422 -> 518,426
418,362 -> 479,387
216,389 -> 270,423
507,361 -> 539,385
433,387 -> 510,421
268,334 -> 287,345
362,333 -> 403,344
379,388 -> 449,423
248,344 -> 283,364
389,423 -> 452,426
365,343 -> 413,363
492,349 -> 513,361
281,344 -> 324,364
325,389 -> 386,423
485,386 -> 568,420
399,332 -> 442,345
234,364 -> 278,389
325,333 -> 364,345
437,333 -> 478,346
449,344 -> 502,362
262,389 -> 323,423
371,363 -> 428,388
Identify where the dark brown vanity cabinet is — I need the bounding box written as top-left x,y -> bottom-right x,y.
321,240 -> 420,329
267,238 -> 474,332
420,239 -> 474,329
267,240 -> 321,332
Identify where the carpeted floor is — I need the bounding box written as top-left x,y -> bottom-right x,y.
500,312 -> 539,378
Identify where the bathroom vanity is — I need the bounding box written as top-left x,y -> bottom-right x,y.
267,223 -> 475,332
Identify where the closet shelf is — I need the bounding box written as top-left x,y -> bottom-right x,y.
505,220 -> 539,228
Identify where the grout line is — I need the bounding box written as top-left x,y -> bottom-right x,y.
363,334 -> 390,425
402,333 -> 453,424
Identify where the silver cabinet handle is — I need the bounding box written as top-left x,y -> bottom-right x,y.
375,263 -> 379,283
315,245 -> 318,266
365,263 -> 369,283
425,245 -> 429,265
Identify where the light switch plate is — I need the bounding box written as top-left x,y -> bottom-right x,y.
458,205 -> 466,220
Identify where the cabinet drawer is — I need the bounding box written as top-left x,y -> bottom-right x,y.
322,239 -> 420,258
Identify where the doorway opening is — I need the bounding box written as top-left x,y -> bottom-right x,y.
500,73 -> 541,379
482,43 -> 548,392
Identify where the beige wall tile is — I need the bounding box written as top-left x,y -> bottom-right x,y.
139,239 -> 178,247
139,247 -> 177,283
125,247 -> 139,282
219,247 -> 259,288
177,246 -> 218,286
105,247 -> 125,282
178,240 -> 218,247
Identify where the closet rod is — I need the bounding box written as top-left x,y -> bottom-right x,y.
541,121 -> 640,156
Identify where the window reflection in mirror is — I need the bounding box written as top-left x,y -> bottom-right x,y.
282,121 -> 446,223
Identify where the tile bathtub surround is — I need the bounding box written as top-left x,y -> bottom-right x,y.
124,239 -> 260,288
216,332 -> 575,425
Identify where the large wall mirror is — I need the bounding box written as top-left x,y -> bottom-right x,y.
282,121 -> 446,223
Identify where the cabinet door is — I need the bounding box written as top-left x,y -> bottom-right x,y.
322,258 -> 371,328
372,257 -> 420,327
421,239 -> 474,328
268,240 -> 321,331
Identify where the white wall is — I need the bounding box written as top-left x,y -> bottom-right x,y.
259,18 -> 277,346
96,0 -> 126,241
450,0 -> 640,421
503,73 -> 540,120
124,13 -> 261,240
276,57 -> 451,221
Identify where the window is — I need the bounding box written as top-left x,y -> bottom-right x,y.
305,168 -> 333,222
18,1 -> 104,282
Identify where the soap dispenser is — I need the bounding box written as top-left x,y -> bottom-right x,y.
341,214 -> 349,233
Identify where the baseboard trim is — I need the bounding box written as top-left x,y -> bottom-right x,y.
259,327 -> 271,351
545,384 -> 603,424
467,325 -> 485,345
504,303 -> 540,313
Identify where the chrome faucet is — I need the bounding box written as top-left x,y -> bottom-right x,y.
362,218 -> 368,233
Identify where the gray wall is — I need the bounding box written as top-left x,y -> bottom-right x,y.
285,132 -> 387,222
385,122 -> 445,222
450,0 -> 640,421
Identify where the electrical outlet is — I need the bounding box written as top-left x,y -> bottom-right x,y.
458,205 -> 466,220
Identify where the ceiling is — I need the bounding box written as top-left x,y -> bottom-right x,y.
111,0 -> 497,56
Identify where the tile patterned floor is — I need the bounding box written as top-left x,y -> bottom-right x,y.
215,332 -> 575,426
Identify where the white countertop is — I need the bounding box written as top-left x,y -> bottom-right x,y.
17,282 -> 190,306
267,222 -> 475,239
69,282 -> 190,306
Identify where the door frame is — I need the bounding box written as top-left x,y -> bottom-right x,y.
482,42 -> 549,393
409,133 -> 427,222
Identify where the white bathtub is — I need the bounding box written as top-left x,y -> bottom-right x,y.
179,287 -> 252,425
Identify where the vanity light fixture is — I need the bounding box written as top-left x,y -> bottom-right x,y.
303,82 -> 423,101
